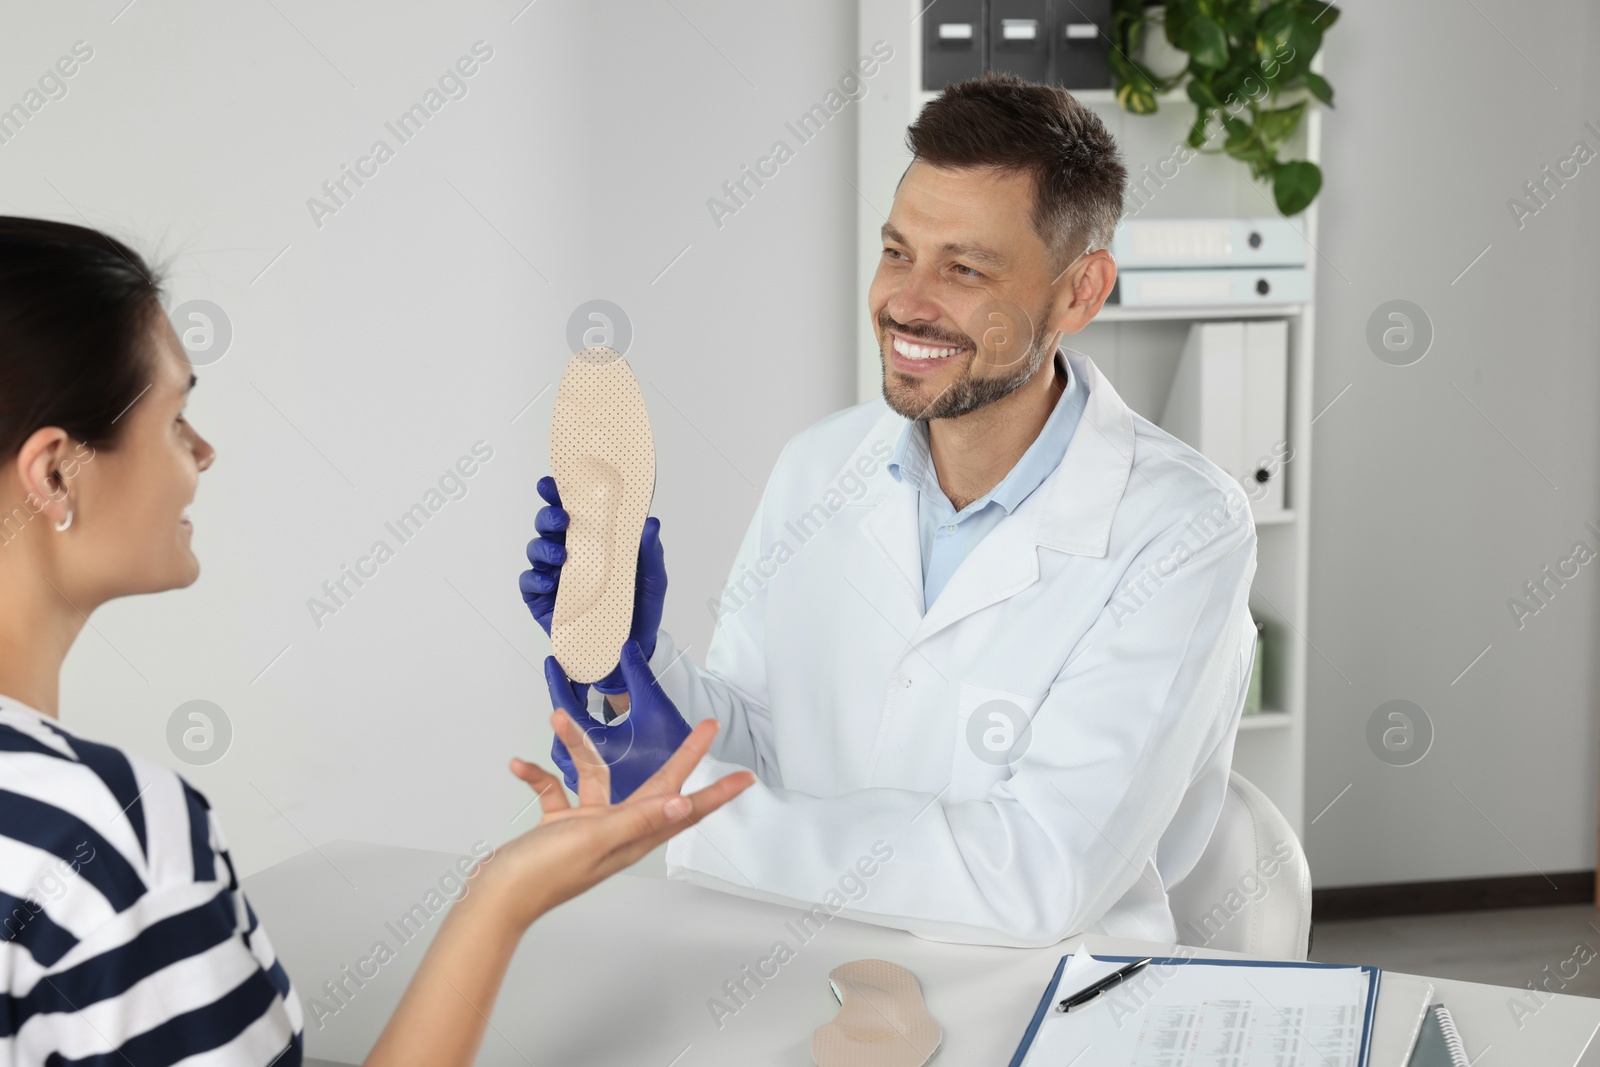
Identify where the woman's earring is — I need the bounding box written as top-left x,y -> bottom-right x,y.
54,509 -> 73,532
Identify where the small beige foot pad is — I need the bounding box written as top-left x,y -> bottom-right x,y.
549,345 -> 656,684
812,959 -> 942,1067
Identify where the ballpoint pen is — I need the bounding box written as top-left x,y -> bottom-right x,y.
1055,957 -> 1154,1013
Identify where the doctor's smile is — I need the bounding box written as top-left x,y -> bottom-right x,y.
886,330 -> 967,364
10,4 -> 1573,1062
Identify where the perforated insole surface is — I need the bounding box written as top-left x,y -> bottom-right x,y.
812,959 -> 942,1067
549,346 -> 656,683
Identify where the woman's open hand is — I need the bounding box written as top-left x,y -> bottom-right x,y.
364,713 -> 751,1067
481,710 -> 754,932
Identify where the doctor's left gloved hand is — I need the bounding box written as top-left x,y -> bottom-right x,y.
544,638 -> 693,803
519,475 -> 668,694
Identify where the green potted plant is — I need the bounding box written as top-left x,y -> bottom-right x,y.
1109,0 -> 1340,216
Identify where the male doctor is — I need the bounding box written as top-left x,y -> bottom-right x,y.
520,72 -> 1258,948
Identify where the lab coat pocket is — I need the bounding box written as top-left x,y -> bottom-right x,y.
949,682 -> 1047,803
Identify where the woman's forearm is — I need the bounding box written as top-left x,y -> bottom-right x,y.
356,714 -> 751,1066
362,884 -> 527,1067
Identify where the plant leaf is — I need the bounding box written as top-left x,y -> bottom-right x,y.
1287,14 -> 1323,62
1273,160 -> 1321,215
1257,5 -> 1296,54
1117,81 -> 1160,115
1225,138 -> 1270,165
1300,0 -> 1340,29
1187,79 -> 1223,108
1261,7 -> 1320,73
1181,14 -> 1230,69
1223,4 -> 1257,40
1223,122 -> 1260,163
1255,100 -> 1306,145
1163,2 -> 1193,48
1301,70 -> 1334,106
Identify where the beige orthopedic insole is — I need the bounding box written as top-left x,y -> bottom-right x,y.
549,345 -> 656,684
812,960 -> 942,1067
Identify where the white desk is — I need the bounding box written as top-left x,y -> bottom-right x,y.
242,841 -> 1600,1066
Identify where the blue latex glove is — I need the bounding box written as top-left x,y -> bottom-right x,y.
545,639 -> 692,803
519,474 -> 668,693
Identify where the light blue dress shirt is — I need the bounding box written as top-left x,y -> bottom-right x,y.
886,349 -> 1087,610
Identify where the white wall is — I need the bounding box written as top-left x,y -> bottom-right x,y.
2,0 -> 858,876
1303,0 -> 1600,885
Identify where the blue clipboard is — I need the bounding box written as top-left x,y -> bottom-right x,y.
1006,953 -> 1382,1067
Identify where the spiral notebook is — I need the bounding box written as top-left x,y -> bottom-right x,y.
1406,1004 -> 1471,1067
1009,948 -> 1382,1067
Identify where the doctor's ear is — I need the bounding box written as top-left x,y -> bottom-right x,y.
1051,249 -> 1116,335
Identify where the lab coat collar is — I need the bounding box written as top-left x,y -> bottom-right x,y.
846,348 -> 1135,641
1036,348 -> 1136,557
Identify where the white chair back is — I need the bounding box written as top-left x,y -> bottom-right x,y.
1168,771 -> 1312,960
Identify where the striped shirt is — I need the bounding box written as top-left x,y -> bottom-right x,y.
0,698 -> 302,1066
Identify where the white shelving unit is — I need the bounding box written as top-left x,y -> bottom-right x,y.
856,0 -> 1319,832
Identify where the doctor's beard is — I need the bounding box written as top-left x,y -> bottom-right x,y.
878,299 -> 1057,422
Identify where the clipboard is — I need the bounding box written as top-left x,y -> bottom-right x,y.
1007,951 -> 1382,1067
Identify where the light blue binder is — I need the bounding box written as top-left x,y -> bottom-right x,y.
1110,218 -> 1310,269
1007,953 -> 1382,1067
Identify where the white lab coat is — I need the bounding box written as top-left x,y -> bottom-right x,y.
642,348 -> 1258,948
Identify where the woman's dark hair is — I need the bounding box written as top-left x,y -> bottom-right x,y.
0,216 -> 166,459
905,71 -> 1127,277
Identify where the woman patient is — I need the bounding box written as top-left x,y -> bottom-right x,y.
0,216 -> 754,1066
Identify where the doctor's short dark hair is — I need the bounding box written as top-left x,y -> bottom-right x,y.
904,71 -> 1127,277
